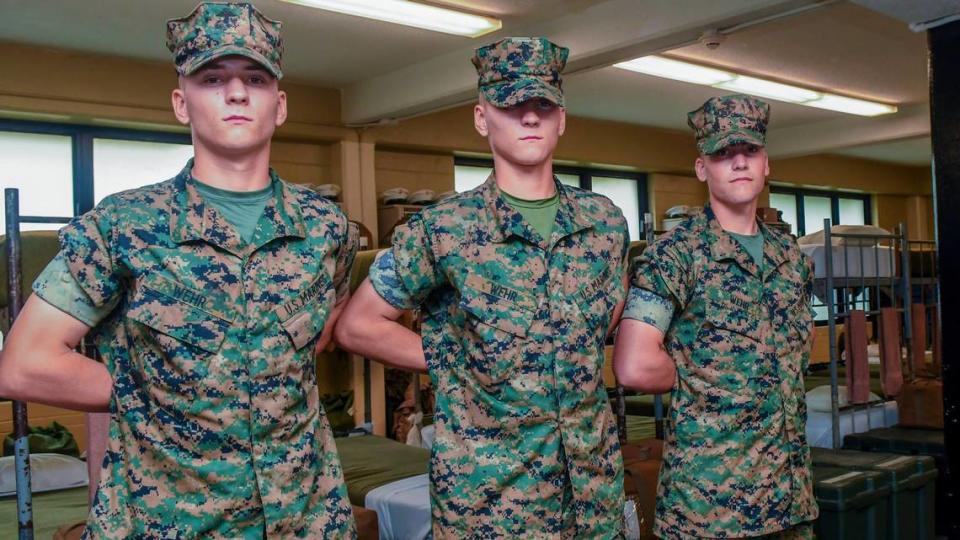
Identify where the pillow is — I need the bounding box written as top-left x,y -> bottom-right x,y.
0,453 -> 88,496
798,224 -> 889,247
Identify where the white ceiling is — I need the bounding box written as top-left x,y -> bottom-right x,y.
0,0 -> 953,166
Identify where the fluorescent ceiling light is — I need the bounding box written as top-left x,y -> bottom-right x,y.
281,0 -> 501,37
614,57 -> 733,85
715,75 -> 820,103
804,94 -> 898,117
615,55 -> 897,116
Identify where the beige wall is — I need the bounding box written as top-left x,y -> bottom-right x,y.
375,149 -> 454,194
272,141 -> 335,187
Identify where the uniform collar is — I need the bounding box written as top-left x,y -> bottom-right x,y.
704,202 -> 787,279
169,158 -> 306,257
479,172 -> 593,248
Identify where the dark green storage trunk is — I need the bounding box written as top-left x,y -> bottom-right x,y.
811,447 -> 937,540
813,465 -> 890,540
842,427 -> 945,535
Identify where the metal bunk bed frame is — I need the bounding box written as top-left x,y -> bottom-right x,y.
818,218 -> 939,449
5,187 -> 72,540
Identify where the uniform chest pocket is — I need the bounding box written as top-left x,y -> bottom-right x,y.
458,287 -> 536,389
697,297 -> 757,340
127,280 -> 231,354
576,283 -> 619,334
277,277 -> 336,351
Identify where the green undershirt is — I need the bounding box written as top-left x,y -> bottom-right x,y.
191,178 -> 273,242
728,229 -> 764,272
500,189 -> 560,242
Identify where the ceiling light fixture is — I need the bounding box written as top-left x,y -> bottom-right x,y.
281,0 -> 502,37
614,55 -> 897,116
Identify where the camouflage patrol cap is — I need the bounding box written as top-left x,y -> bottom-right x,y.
687,94 -> 770,154
166,2 -> 284,79
472,37 -> 569,108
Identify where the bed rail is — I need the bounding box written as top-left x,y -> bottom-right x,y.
4,188 -> 72,540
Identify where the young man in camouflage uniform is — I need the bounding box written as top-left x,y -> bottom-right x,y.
613,94 -> 818,539
0,3 -> 358,537
337,37 -> 629,538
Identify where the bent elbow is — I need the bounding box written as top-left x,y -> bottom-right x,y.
614,363 -> 674,394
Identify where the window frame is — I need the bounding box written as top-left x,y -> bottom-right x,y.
769,184 -> 872,237
0,119 -> 191,218
454,156 -> 649,237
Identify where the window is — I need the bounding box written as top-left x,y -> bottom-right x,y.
0,131 -> 73,232
93,139 -> 194,204
0,119 -> 192,231
769,185 -> 871,237
454,158 -> 648,241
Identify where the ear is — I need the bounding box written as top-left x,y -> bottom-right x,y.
557,107 -> 566,137
694,156 -> 708,183
762,151 -> 770,178
171,87 -> 190,125
474,101 -> 488,137
275,89 -> 288,127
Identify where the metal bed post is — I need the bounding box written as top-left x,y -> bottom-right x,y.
822,219 -> 841,449
899,223 -> 914,379
6,188 -> 33,540
4,188 -> 73,540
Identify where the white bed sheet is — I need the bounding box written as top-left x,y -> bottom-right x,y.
806,401 -> 899,448
365,473 -> 431,540
800,243 -> 895,279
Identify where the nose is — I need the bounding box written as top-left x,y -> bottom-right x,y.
520,105 -> 541,128
225,76 -> 249,106
731,150 -> 748,170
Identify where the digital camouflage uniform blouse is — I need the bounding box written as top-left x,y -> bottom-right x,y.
626,204 -> 818,539
370,175 -> 629,538
34,160 -> 358,538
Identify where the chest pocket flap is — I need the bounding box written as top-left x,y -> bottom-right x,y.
128,276 -> 232,353
459,274 -> 536,337
277,275 -> 336,350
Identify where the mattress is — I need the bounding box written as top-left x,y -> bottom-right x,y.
336,435 -> 430,506
801,243 -> 895,279
805,400 -> 898,448
0,486 -> 89,539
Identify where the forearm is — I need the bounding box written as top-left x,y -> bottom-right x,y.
338,317 -> 427,373
0,347 -> 112,411
335,280 -> 428,373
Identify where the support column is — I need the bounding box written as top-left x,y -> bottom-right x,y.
928,19 -> 960,537
334,137 -> 386,435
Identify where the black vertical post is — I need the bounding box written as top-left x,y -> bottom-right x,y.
5,189 -> 34,540
929,19 -> 960,538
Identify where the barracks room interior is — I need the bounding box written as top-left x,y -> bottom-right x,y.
1,0 -> 959,539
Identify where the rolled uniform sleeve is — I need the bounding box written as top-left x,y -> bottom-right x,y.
333,221 -> 359,302
32,254 -> 118,327
625,243 -> 693,332
57,203 -> 125,310
622,288 -> 674,334
368,214 -> 441,310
